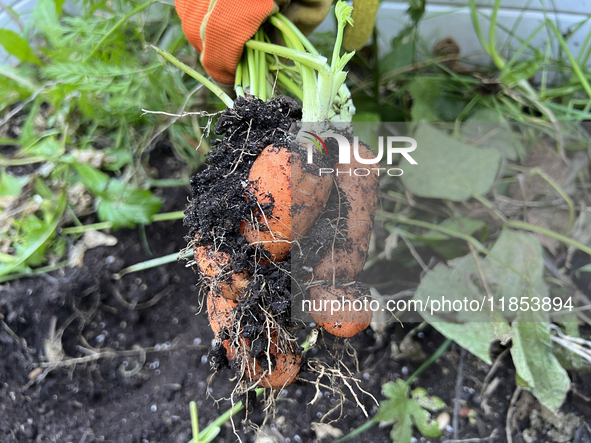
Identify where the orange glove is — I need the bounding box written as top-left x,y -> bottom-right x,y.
175,0 -> 331,85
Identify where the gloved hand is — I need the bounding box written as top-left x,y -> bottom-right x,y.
174,0 -> 332,85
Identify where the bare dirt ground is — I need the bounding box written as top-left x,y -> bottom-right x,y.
1,146 -> 590,443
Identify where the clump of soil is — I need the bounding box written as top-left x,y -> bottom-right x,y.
184,95 -> 300,246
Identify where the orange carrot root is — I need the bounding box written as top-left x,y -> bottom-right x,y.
194,234 -> 250,300
312,141 -> 379,282
310,283 -> 373,338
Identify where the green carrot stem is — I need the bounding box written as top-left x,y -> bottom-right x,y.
247,45 -> 257,96
151,46 -> 234,108
244,40 -> 327,72
235,60 -> 245,98
276,72 -> 303,100
270,14 -> 320,55
257,29 -> 267,100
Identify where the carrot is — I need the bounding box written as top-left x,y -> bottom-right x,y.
246,332 -> 302,389
309,283 -> 372,338
291,149 -> 333,241
207,290 -> 238,336
194,234 -> 250,300
242,145 -> 293,262
207,291 -> 301,388
242,144 -> 333,261
312,141 -> 379,282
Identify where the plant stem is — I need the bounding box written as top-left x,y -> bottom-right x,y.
190,401 -> 199,443
405,338 -> 452,385
60,211 -> 184,234
151,46 -> 234,108
61,221 -> 113,234
244,40 -> 327,73
247,45 -> 257,97
511,166 -> 575,235
276,72 -> 303,100
546,19 -> 591,101
257,30 -> 267,101
152,211 -> 185,222
113,249 -> 193,279
188,388 -> 265,443
270,14 -> 319,55
0,261 -> 68,284
505,221 -> 591,256
380,213 -> 491,255
335,421 -> 376,443
235,60 -> 245,98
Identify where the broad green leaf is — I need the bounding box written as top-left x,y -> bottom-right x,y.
73,163 -> 110,194
401,124 -> 502,201
0,30 -> 42,65
511,321 -> 570,411
22,136 -> 63,158
414,230 -> 547,363
483,230 -> 548,314
375,380 -> 442,443
96,180 -> 162,229
379,38 -> 414,77
0,170 -> 27,198
463,109 -> 525,160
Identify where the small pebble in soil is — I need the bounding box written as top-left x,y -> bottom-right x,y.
193,338 -> 202,345
401,366 -> 408,375
151,405 -> 157,412
201,355 -> 208,364
363,372 -> 370,380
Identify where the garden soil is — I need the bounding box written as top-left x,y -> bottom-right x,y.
2,101 -> 591,442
